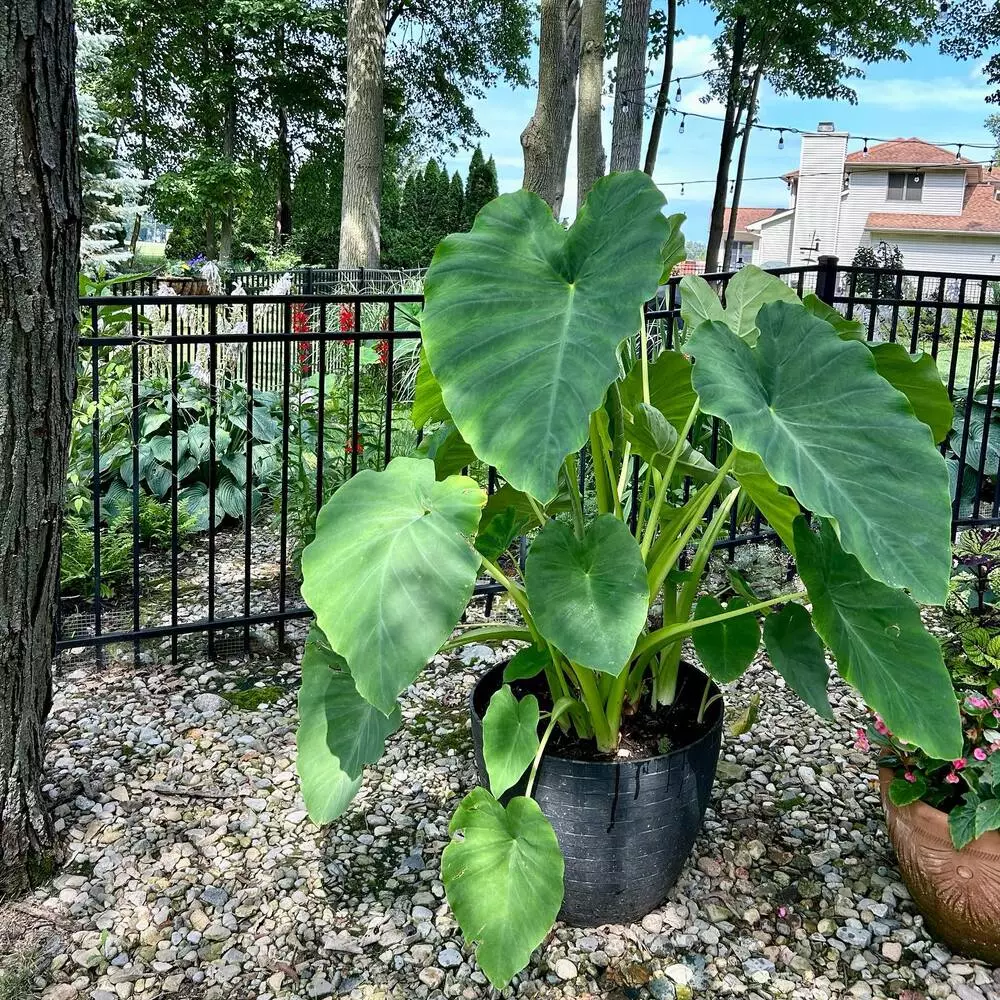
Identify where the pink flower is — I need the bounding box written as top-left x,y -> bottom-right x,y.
969,695 -> 991,710
854,728 -> 870,752
992,741 -> 1000,753
945,771 -> 961,784
875,717 -> 889,735
953,758 -> 968,770
975,748 -> 988,761
992,687 -> 1000,702
904,771 -> 917,782
777,906 -> 788,918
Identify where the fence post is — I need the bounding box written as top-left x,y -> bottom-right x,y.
357,265 -> 367,293
304,266 -> 314,296
816,255 -> 839,306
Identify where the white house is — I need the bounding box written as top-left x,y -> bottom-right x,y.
720,125 -> 1000,275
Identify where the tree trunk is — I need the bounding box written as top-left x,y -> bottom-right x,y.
0,0 -> 81,897
576,0 -> 606,208
339,0 -> 386,269
219,38 -> 237,265
723,65 -> 762,269
520,0 -> 582,216
643,0 -> 676,176
609,0 -> 652,172
275,105 -> 293,246
703,15 -> 746,275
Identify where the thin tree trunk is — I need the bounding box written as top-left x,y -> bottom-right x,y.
0,0 -> 81,897
339,0 -> 386,269
643,0 -> 676,176
219,38 -> 237,265
610,0 -> 652,172
576,0 -> 606,208
703,15 -> 746,275
274,25 -> 292,247
521,0 -> 582,216
723,64 -> 762,269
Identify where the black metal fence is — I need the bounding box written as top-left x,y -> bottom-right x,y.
60,257 -> 1000,662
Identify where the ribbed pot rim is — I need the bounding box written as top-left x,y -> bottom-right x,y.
878,765 -> 1000,854
469,659 -> 724,766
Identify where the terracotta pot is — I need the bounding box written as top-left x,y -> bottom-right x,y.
158,274 -> 209,296
879,767 -> 1000,963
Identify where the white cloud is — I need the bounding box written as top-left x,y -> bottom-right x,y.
853,76 -> 991,112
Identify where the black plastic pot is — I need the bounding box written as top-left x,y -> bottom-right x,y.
469,660 -> 723,926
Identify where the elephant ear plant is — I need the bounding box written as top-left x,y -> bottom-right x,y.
296,171 -> 963,988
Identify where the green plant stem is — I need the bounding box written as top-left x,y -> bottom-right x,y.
589,413 -> 612,515
676,486 -> 740,618
640,399 -> 703,558
639,305 -> 651,406
697,678 -> 720,724
571,663 -> 615,751
616,442 -> 633,503
564,454 -> 585,540
635,589 -> 808,660
604,663 -> 632,740
439,625 -> 534,651
479,556 -> 533,623
525,696 -> 578,799
527,495 -> 548,529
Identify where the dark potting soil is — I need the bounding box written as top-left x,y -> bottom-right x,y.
506,666 -> 719,764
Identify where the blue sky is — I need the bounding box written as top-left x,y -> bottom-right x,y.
442,5 -> 998,249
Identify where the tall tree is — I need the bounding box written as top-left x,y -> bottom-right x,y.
1,0 -> 81,893
577,0 -> 607,206
339,0 -> 386,268
465,147 -> 500,224
643,0 -> 678,176
520,0 -> 582,214
939,2 -> 999,104
609,0 -> 653,171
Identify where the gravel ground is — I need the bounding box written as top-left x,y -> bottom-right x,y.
8,608 -> 1000,1000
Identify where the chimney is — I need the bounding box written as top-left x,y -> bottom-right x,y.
790,124 -> 848,265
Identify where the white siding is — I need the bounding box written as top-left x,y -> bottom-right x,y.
836,169 -> 968,262
790,132 -> 848,264
865,231 -> 1000,276
757,214 -> 794,266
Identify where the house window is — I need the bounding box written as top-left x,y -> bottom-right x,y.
728,241 -> 754,269
887,171 -> 923,202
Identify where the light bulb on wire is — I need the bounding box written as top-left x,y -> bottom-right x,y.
675,80 -> 682,102
778,130 -> 785,150
679,114 -> 686,134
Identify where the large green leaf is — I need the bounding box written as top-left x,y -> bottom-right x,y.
416,422 -> 477,480
474,505 -> 519,562
296,631 -> 402,824
802,293 -> 865,340
411,347 -> 450,430
620,349 -> 698,433
688,302 -> 952,604
421,172 -> 668,501
442,788 -> 564,988
949,795 -> 980,850
868,343 -> 952,444
733,451 -> 801,552
691,596 -> 760,683
761,602 -> 832,719
301,457 -> 485,714
659,212 -> 688,283
681,265 -> 798,344
525,515 -> 649,675
503,645 -> 550,683
482,685 -> 541,798
794,519 -> 962,760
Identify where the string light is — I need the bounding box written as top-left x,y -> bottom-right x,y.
862,138 -> 869,157
679,114 -> 686,134
777,129 -> 785,150
680,182 -> 685,195
729,178 -> 735,193
675,81 -> 682,101
956,144 -> 964,161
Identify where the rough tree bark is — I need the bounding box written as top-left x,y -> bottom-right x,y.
643,0 -> 676,176
274,25 -> 292,247
339,0 -> 386,269
576,0 -> 607,208
521,0 -> 582,216
0,0 -> 81,897
723,65 -> 762,269
609,0 -> 653,172
703,15 -> 746,275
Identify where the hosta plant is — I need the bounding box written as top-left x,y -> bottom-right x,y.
296,171 -> 962,988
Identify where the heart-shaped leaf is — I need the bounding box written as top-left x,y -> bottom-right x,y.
691,596 -> 760,683
802,293 -> 865,340
624,403 -> 721,485
620,349 -> 698,433
688,302 -> 952,604
682,265 -> 798,343
421,171 -> 668,501
412,346 -> 450,430
475,505 -> 519,562
301,457 -> 485,714
659,212 -> 688,283
795,518 -> 962,760
416,422 -> 477,480
762,603 -> 832,719
482,685 -> 541,798
868,343 -> 952,445
949,795 -> 980,850
442,788 -> 564,988
296,632 -> 401,823
977,799 -> 1000,839
503,645 -> 550,683
888,775 -> 928,807
525,515 -> 649,675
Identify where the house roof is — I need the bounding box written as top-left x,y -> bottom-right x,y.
845,138 -> 973,167
722,206 -> 784,236
866,182 -> 1000,235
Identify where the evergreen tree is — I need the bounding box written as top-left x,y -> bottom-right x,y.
447,172 -> 466,233
465,147 -> 499,226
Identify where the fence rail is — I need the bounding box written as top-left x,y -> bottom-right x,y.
61,257 -> 1000,662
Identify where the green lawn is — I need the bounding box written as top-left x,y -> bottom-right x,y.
133,240 -> 166,271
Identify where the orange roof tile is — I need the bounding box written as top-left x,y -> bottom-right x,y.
722,206 -> 783,235
866,183 -> 1000,234
845,138 -> 972,166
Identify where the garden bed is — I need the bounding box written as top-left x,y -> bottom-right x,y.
6,630 -> 999,1000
